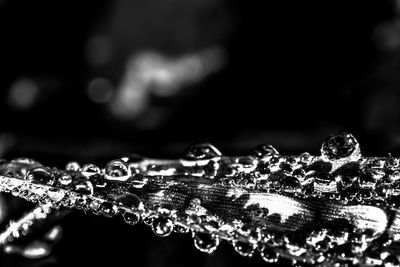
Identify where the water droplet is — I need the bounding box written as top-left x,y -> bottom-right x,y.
58,173 -> 72,185
204,160 -> 220,177
252,144 -> 279,158
193,231 -> 220,253
72,177 -> 93,195
281,176 -> 301,193
90,174 -> 107,188
260,245 -> 279,263
130,174 -> 148,188
321,133 -> 361,160
99,201 -> 118,217
121,154 -> 143,163
1,158 -> 41,179
25,166 -> 54,185
386,158 -> 400,171
189,197 -> 202,207
142,215 -> 153,226
391,171 -> 400,182
116,193 -> 141,210
81,164 -> 100,176
292,168 -> 306,179
152,216 -> 174,237
184,143 -> 222,160
44,225 -> 63,243
383,254 -> 399,267
11,158 -> 41,165
11,186 -> 21,196
105,159 -> 130,180
174,224 -> 190,234
123,211 -> 140,225
366,159 -> 386,180
22,241 -> 51,259
256,162 -> 270,175
300,152 -> 312,163
233,240 -> 256,257
65,161 -> 80,171
47,188 -> 65,202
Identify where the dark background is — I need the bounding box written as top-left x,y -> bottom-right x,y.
0,0 -> 399,266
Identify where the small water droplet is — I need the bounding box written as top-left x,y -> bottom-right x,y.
99,201 -> 118,217
142,215 -> 153,226
391,171 -> 400,182
90,174 -> 107,188
252,144 -> 279,158
65,162 -> 80,171
47,188 -> 65,202
58,173 -> 72,185
233,240 -> 256,257
105,159 -> 130,180
11,186 -> 21,196
193,231 -> 220,253
81,164 -> 100,177
152,216 -> 174,237
321,133 -> 361,160
281,176 -> 301,193
204,160 -> 220,177
386,158 -> 400,171
292,168 -> 306,178
366,159 -> 386,180
174,224 -> 190,234
44,225 -> 63,243
184,143 -> 222,160
260,245 -> 279,263
256,162 -> 270,176
72,177 -> 93,195
189,197 -> 202,207
121,154 -> 143,163
300,152 -> 312,163
25,166 -> 54,185
130,174 -> 148,188
123,211 -> 140,225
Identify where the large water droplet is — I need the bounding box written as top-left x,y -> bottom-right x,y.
252,144 -> 279,158
193,231 -> 220,253
105,159 -> 130,180
116,193 -> 141,210
1,158 -> 41,179
184,143 -> 222,160
25,166 -> 54,185
321,133 -> 361,160
152,216 -> 174,237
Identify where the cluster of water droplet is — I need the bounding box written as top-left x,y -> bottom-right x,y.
2,133 -> 400,265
